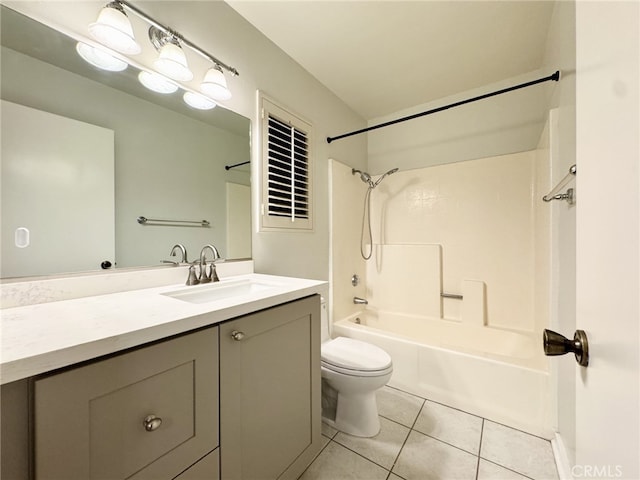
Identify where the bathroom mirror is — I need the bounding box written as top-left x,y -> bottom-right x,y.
0,5 -> 251,279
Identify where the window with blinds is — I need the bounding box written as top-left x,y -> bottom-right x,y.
260,96 -> 313,230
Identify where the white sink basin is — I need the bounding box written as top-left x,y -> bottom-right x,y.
162,278 -> 281,304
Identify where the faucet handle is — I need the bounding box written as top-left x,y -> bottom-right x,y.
199,261 -> 212,284
209,263 -> 220,282
186,263 -> 200,286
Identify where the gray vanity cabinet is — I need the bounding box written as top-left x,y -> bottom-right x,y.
33,327 -> 219,480
3,295 -> 321,480
219,295 -> 322,480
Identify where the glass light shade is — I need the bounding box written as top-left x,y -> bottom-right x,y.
183,91 -> 217,110
200,67 -> 232,100
76,42 -> 128,72
138,71 -> 179,94
153,42 -> 193,81
89,5 -> 141,55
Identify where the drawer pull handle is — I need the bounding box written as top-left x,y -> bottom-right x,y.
143,415 -> 163,432
231,330 -> 245,341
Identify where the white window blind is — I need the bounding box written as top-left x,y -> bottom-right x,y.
261,97 -> 312,230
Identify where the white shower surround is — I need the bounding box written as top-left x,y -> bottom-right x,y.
329,150 -> 552,438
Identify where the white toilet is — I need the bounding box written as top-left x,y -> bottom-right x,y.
320,300 -> 393,437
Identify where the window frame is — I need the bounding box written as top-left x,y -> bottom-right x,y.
259,94 -> 313,232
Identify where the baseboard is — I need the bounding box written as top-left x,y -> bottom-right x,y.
552,432 -> 574,480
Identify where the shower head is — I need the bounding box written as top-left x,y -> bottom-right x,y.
352,168 -> 373,187
373,167 -> 399,187
353,167 -> 398,188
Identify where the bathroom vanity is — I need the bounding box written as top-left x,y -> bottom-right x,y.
0,270 -> 324,480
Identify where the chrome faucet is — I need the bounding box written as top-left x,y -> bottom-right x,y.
199,244 -> 221,283
353,296 -> 368,305
171,244 -> 187,263
162,244 -> 188,265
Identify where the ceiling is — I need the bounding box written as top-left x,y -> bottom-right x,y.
227,1 -> 556,120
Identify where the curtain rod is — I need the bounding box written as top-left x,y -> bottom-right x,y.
225,160 -> 250,171
326,70 -> 560,144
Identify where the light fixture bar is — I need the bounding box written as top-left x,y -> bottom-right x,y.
116,0 -> 239,77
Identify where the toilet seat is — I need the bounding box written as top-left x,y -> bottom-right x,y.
322,337 -> 392,377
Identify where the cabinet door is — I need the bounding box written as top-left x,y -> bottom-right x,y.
220,295 -> 321,480
34,327 -> 219,480
174,449 -> 219,480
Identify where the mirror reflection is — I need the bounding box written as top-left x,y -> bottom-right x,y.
0,5 -> 251,279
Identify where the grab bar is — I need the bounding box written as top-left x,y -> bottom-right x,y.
543,164 -> 576,204
441,293 -> 463,300
137,216 -> 210,227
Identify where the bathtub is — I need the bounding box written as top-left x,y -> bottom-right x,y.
332,310 -> 552,438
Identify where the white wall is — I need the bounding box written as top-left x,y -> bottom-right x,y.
329,159 -> 369,322
3,1 -> 368,283
367,68 -> 556,174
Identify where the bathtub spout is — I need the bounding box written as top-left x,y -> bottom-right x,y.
353,297 -> 368,305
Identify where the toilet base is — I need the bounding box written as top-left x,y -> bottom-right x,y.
322,391 -> 381,437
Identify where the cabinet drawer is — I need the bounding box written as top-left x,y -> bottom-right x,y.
34,327 -> 218,480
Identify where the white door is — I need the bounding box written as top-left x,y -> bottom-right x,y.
575,2 -> 639,479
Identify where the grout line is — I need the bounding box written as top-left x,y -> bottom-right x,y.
386,397 -> 426,475
379,413 -> 415,430
480,458 -> 537,480
410,428 -> 481,458
475,418 -> 485,480
478,417 -> 485,456
316,385 -> 553,480
422,396 -> 484,421
297,433 -> 334,478
482,417 -> 554,442
384,384 -> 428,401
329,438 -> 393,474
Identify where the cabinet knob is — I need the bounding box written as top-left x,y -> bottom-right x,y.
143,415 -> 163,432
231,330 -> 245,341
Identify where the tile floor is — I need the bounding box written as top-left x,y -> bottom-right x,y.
299,386 -> 559,480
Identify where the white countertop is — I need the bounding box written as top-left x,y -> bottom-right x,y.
0,273 -> 326,385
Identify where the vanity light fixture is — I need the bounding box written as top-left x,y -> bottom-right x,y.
138,70 -> 179,94
75,42 -> 128,72
88,1 -> 141,55
149,26 -> 193,82
200,64 -> 232,101
183,91 -> 217,110
81,0 -> 239,109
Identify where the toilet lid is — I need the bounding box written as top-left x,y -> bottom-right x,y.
322,337 -> 392,372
